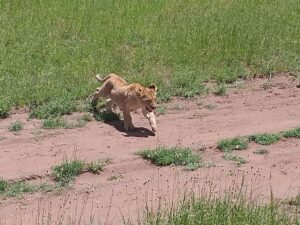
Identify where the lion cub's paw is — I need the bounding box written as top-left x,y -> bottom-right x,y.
151,126 -> 157,133
124,124 -> 136,131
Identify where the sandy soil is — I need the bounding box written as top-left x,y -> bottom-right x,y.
0,74 -> 299,225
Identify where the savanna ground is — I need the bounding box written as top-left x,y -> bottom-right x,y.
0,0 -> 300,224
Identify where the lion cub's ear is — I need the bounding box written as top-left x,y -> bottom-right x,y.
149,84 -> 157,92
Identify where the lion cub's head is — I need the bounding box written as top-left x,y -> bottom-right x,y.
136,84 -> 157,112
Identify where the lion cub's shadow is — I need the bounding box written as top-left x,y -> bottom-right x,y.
92,108 -> 155,137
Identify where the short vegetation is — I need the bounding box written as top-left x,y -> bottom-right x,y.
8,121 -> 24,132
249,133 -> 281,145
0,1 -> 299,117
253,148 -> 269,155
94,110 -> 120,122
0,159 -> 104,198
283,127 -> 300,139
52,159 -> 103,187
218,137 -> 248,152
0,179 -> 53,198
223,152 -> 247,166
137,147 -> 201,170
141,196 -> 298,225
42,115 -> 92,129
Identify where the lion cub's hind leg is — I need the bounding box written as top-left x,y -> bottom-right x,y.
91,86 -> 105,106
105,99 -> 123,119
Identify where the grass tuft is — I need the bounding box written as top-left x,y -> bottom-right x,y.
30,99 -> 77,119
218,137 -> 248,152
0,101 -> 10,119
249,133 -> 281,145
142,196 -> 296,225
0,179 -> 54,198
94,111 -> 120,122
286,194 -> 300,206
223,152 -> 247,166
253,148 -> 268,155
156,105 -> 166,115
8,121 -> 24,132
42,117 -> 67,129
137,146 -> 201,170
52,159 -> 104,187
213,83 -> 227,96
86,161 -> 103,174
52,160 -> 85,187
283,128 -> 300,139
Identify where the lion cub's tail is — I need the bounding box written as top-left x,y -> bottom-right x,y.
95,74 -> 111,83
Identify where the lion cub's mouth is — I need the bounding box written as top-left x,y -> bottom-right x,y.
146,106 -> 155,113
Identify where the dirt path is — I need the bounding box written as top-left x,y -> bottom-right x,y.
0,74 -> 299,224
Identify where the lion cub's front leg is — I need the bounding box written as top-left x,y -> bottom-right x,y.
123,108 -> 135,131
142,109 -> 157,132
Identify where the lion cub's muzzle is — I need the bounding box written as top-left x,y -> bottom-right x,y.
146,105 -> 157,113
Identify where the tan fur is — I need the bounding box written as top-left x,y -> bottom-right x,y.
92,73 -> 158,132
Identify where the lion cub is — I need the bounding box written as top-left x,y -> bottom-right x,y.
92,73 -> 158,132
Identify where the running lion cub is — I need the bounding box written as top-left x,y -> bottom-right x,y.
91,73 -> 158,132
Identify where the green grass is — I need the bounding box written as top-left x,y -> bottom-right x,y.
249,133 -> 281,145
213,83 -> 227,96
86,161 -> 103,174
52,160 -> 85,187
253,148 -> 269,155
137,147 -> 201,170
141,196 -> 297,225
8,121 -> 24,132
218,137 -> 249,152
283,128 -> 300,138
223,152 -> 247,166
286,194 -> 300,206
0,179 -> 54,198
42,117 -> 67,129
0,0 -> 299,117
94,110 -> 120,122
42,115 -> 91,129
52,159 -> 103,187
156,105 -> 166,115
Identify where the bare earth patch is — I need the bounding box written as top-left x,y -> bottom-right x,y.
0,74 -> 299,224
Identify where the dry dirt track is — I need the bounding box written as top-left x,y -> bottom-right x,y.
0,74 -> 300,225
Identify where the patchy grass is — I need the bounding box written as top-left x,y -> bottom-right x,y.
1,0 -> 299,115
218,137 -> 249,152
249,133 -> 281,145
204,103 -> 217,110
8,121 -> 24,132
0,179 -> 54,198
283,127 -> 300,139
253,148 -> 269,155
29,99 -> 78,119
141,196 -> 297,225
137,147 -> 201,170
42,117 -> 67,129
286,194 -> 300,206
42,116 -> 90,129
223,152 -> 247,166
107,176 -> 118,181
0,101 -> 10,119
86,161 -> 103,174
156,105 -> 166,115
79,113 -> 93,122
213,83 -> 227,96
94,110 -> 120,122
52,159 -> 104,187
52,160 -> 85,187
